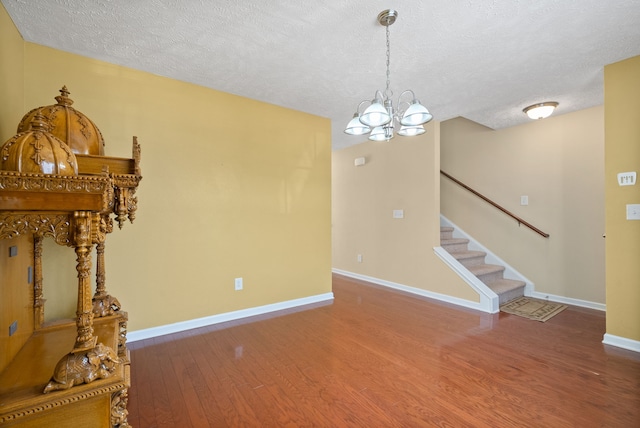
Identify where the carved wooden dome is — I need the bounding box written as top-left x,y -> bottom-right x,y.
1,114 -> 78,175
17,86 -> 105,156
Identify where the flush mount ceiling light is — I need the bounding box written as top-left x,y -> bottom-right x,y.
344,9 -> 433,142
523,102 -> 558,120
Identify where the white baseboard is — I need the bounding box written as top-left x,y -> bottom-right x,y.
332,268 -> 486,313
602,333 -> 640,353
128,292 -> 334,342
529,291 -> 606,311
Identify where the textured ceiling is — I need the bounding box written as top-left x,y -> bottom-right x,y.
3,0 -> 640,150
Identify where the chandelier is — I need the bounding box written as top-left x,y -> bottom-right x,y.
344,9 -> 433,141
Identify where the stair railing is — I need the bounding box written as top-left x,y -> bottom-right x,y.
440,170 -> 550,238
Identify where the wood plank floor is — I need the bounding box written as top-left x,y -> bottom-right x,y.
127,274 -> 640,427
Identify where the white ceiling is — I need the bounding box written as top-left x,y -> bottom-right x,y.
3,0 -> 640,150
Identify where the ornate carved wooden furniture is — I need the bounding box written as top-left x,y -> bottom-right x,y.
0,87 -> 141,427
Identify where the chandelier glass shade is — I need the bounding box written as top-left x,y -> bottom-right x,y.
344,10 -> 432,141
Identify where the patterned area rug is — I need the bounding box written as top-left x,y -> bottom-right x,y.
500,297 -> 568,322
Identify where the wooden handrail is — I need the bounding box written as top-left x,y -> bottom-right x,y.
440,170 -> 550,238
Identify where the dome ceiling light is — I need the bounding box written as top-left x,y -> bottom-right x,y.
344,9 -> 433,142
523,102 -> 559,120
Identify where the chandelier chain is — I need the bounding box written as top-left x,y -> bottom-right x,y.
385,23 -> 392,100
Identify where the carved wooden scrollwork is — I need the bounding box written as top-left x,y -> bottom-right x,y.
0,212 -> 71,245
33,235 -> 46,328
117,311 -> 129,358
0,170 -> 111,194
111,388 -> 131,428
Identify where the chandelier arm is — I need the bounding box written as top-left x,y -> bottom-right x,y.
355,100 -> 370,115
395,100 -> 411,118
399,89 -> 417,101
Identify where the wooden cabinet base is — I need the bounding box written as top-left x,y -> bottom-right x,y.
0,316 -> 131,427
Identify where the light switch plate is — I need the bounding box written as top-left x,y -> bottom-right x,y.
626,204 -> 640,220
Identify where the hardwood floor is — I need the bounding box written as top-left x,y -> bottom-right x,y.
128,274 -> 640,427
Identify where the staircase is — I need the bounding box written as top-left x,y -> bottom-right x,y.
440,226 -> 525,304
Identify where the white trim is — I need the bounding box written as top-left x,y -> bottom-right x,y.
332,268 -> 486,313
528,291 -> 606,311
602,333 -> 640,353
128,292 -> 334,342
433,247 -> 499,313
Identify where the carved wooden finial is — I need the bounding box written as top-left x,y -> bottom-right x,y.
29,113 -> 51,132
55,85 -> 74,106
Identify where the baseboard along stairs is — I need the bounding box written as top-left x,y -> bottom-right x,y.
440,226 -> 526,304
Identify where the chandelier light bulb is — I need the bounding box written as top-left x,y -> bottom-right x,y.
360,98 -> 392,127
400,100 -> 432,126
344,113 -> 371,135
398,125 -> 426,137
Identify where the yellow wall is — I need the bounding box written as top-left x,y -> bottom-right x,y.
0,4 -> 332,331
332,122 -> 479,303
604,55 -> 640,342
441,108 -> 605,304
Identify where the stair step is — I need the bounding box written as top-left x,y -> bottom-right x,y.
440,226 -> 454,240
440,238 -> 469,253
450,250 -> 486,267
468,264 -> 505,284
488,279 -> 526,304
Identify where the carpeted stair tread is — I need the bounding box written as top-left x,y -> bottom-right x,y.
451,250 -> 486,260
450,250 -> 487,266
485,278 -> 526,294
467,263 -> 504,276
488,279 -> 527,304
441,238 -> 469,245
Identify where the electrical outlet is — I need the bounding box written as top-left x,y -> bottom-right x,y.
520,195 -> 528,206
618,172 -> 636,186
393,209 -> 404,219
357,254 -> 363,263
234,277 -> 243,291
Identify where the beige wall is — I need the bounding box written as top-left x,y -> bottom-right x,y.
1,4 -> 332,331
332,122 -> 479,303
441,107 -> 605,304
604,55 -> 640,342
